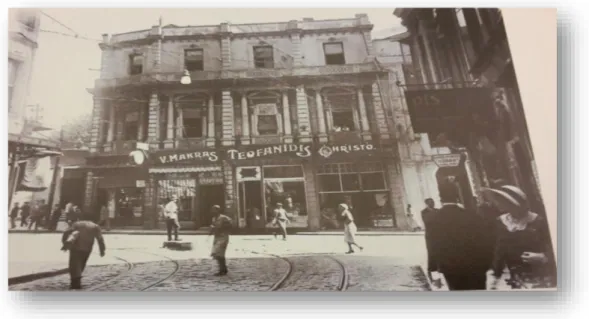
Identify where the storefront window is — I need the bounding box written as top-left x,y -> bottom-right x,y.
261,165 -> 307,228
157,178 -> 197,222
116,188 -> 144,224
317,162 -> 390,228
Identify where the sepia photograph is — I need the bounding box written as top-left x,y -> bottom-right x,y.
7,7 -> 557,292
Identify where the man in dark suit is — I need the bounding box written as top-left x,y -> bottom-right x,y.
421,198 -> 438,279
61,219 -> 106,289
428,180 -> 493,290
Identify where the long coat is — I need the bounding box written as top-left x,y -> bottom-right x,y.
428,204 -> 493,276
62,220 -> 106,253
211,214 -> 232,258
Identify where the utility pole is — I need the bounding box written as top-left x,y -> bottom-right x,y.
47,127 -> 64,210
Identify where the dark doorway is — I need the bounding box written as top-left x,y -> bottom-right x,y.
198,184 -> 225,228
239,181 -> 264,229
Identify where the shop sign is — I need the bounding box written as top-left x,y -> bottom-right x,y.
227,144 -> 312,160
433,154 -> 462,167
156,150 -> 220,164
317,143 -> 376,159
135,180 -> 146,188
404,88 -> 495,134
198,171 -> 224,185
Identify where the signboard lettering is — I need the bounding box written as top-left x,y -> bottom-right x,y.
227,144 -> 312,160
158,150 -> 219,164
433,154 -> 462,167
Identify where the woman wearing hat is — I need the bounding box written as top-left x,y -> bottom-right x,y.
338,203 -> 363,254
483,185 -> 555,289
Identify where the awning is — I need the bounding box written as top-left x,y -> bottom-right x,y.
149,166 -> 222,174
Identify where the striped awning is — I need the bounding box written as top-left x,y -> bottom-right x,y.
149,166 -> 222,174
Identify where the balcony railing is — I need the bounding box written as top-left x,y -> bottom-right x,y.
94,62 -> 381,89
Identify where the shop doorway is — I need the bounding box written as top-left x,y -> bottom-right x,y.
198,184 -> 225,228
239,181 -> 264,229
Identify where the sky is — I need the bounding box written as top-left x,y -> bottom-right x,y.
30,8 -> 405,130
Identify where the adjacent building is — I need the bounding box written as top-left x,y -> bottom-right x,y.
86,14 -> 424,231
8,8 -> 61,208
393,8 -> 545,215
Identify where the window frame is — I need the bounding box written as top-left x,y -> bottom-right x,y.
184,48 -> 204,71
129,54 -> 144,75
323,42 -> 346,65
317,162 -> 388,193
253,45 -> 274,69
8,59 -> 20,110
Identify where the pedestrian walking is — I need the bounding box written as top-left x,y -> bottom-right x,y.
65,203 -> 78,226
49,204 -> 62,231
99,204 -> 111,231
421,198 -> 439,279
209,205 -> 232,276
339,203 -> 363,254
164,196 -> 180,241
61,219 -> 106,290
483,185 -> 555,289
272,202 -> 289,240
427,179 -> 494,291
406,204 -> 422,231
9,202 -> 19,229
28,202 -> 43,231
20,202 -> 30,227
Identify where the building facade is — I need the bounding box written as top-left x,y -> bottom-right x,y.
86,14 -> 419,231
393,8 -> 545,215
8,9 -> 61,208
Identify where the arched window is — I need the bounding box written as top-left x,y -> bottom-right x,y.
175,94 -> 208,138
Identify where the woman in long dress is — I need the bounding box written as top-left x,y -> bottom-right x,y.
338,203 -> 363,254
210,205 -> 233,276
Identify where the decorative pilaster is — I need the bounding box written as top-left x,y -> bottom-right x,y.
287,20 -> 304,67
89,97 -> 103,153
315,89 -> 328,142
83,171 -> 94,213
137,105 -> 145,142
107,104 -> 115,143
99,34 -> 111,79
221,91 -> 235,146
222,162 -> 235,219
206,94 -> 216,147
240,92 -> 250,145
295,86 -> 312,143
147,92 -> 160,149
220,23 -> 232,70
356,87 -> 372,141
164,96 -> 174,149
148,24 -> 163,73
282,90 -> 293,143
371,82 -> 390,140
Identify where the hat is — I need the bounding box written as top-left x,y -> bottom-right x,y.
339,203 -> 349,210
481,185 -> 527,213
276,202 -> 283,206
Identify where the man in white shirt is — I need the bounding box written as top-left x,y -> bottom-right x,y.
164,196 -> 180,241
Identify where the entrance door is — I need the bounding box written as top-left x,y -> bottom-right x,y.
198,184 -> 225,228
239,181 -> 263,229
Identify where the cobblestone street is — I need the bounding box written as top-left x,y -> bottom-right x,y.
9,233 -> 431,291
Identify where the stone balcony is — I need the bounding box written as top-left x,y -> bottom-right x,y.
94,62 -> 381,90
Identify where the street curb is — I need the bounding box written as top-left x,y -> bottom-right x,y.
8,268 -> 69,286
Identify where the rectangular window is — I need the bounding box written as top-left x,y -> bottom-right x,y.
184,49 -> 204,71
332,110 -> 355,132
323,42 -> 345,65
129,54 -> 143,75
263,166 -> 304,179
182,108 -> 204,138
8,59 -> 20,110
258,114 -> 278,135
100,104 -> 110,144
317,162 -> 386,193
123,110 -> 139,140
253,46 -> 274,68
